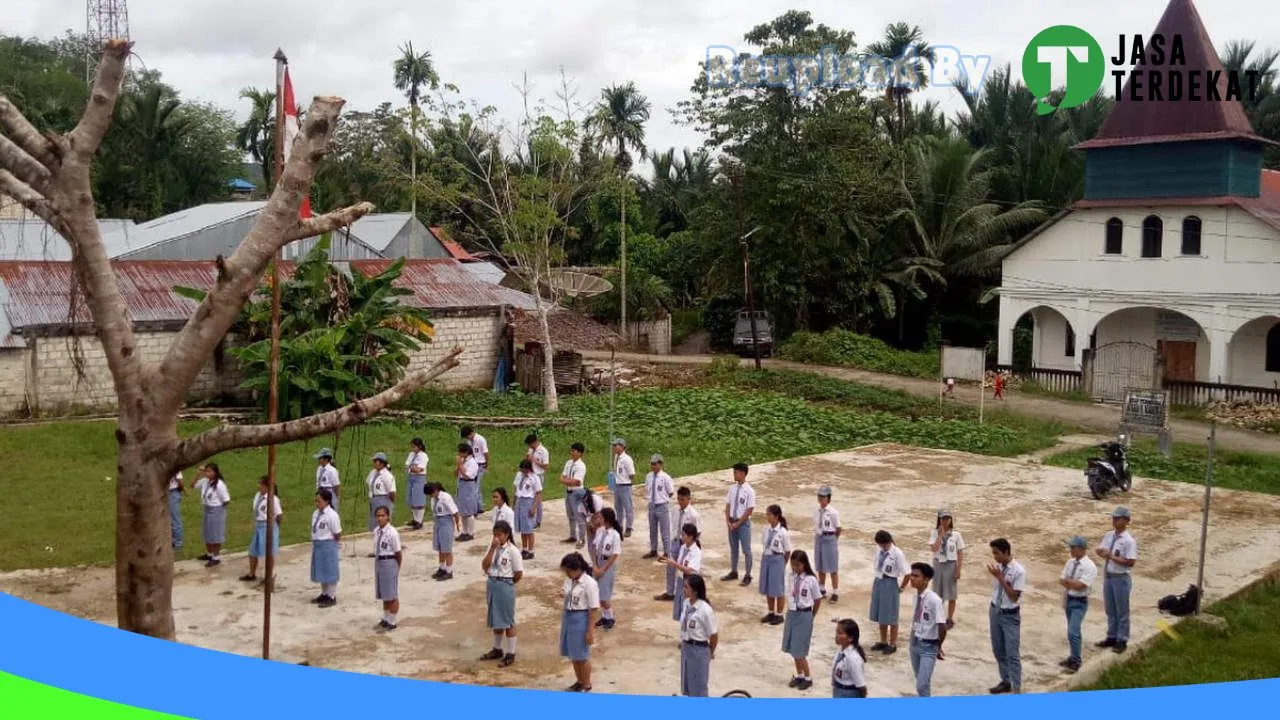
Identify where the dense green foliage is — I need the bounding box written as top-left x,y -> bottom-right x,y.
779,329 -> 940,378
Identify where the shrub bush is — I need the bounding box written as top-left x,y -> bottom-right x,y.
778,329 -> 939,378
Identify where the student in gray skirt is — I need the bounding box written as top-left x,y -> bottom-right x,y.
193,463 -> 231,567
869,530 -> 910,654
782,549 -> 823,690
427,482 -> 461,580
929,509 -> 965,627
310,489 -> 342,607
678,573 -> 718,697
831,618 -> 868,697
372,506 -> 402,632
813,487 -> 842,602
365,453 -> 397,532
759,504 -> 793,625
559,552 -> 601,692
591,508 -> 624,631
481,520 -> 524,666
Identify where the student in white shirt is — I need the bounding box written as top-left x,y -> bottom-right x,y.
868,530 -> 909,654
558,551 -> 601,692
427,482 -> 462,581
525,434 -> 550,529
404,438 -> 428,530
455,442 -> 482,542
759,504 -> 793,625
372,506 -> 402,632
831,618 -> 868,698
491,488 -> 516,530
722,462 -> 756,586
907,562 -> 948,697
310,489 -> 342,607
463,425 -> 490,485
657,486 -> 703,601
560,443 -> 588,546
1059,535 -> 1098,673
665,522 -> 703,620
513,459 -> 543,559
314,447 -> 341,512
610,438 -> 637,536
365,453 -> 397,532
643,454 -> 675,559
1096,506 -> 1139,654
168,470 -> 185,551
193,463 -> 230,567
929,509 -> 965,627
242,475 -> 283,583
481,519 -> 524,667
591,508 -> 624,630
782,549 -> 823,690
678,573 -> 718,697
813,486 -> 842,601
986,538 -> 1027,694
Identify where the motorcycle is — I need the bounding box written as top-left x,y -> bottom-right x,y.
1085,434 -> 1132,500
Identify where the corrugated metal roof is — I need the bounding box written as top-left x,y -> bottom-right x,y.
0,218 -> 149,261
136,201 -> 269,241
349,259 -> 537,310
1077,0 -> 1271,150
460,260 -> 508,286
349,213 -> 411,253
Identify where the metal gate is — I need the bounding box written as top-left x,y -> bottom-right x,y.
1089,341 -> 1158,403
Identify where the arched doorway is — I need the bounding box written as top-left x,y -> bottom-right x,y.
1089,307 -> 1208,401
1228,316 -> 1280,388
1012,306 -> 1077,372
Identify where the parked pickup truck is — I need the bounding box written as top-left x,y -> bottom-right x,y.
732,309 -> 773,357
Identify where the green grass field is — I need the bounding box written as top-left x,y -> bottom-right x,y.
1042,439 -> 1280,495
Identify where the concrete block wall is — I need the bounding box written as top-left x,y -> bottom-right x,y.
0,349 -> 27,412
406,312 -> 503,389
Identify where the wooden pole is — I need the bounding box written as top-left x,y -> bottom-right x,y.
742,237 -> 761,371
263,47 -> 288,661
1194,422 -> 1216,614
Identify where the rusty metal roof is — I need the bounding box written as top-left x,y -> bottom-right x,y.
349,259 -> 536,310
1076,0 -> 1272,150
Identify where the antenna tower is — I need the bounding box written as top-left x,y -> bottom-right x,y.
85,0 -> 131,83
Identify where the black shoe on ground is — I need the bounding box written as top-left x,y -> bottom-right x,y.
642,551 -> 658,559
562,537 -> 577,544
721,572 -> 739,582
1112,642 -> 1127,654
624,529 -> 632,538
318,597 -> 337,608
830,594 -> 839,603
435,571 -> 453,581
603,619 -> 616,630
1063,659 -> 1081,673
768,614 -> 784,626
1096,638 -> 1116,648
501,653 -> 516,667
788,677 -> 801,688
760,613 -> 773,623
594,617 -> 607,628
740,575 -> 753,587
311,594 -> 326,604
881,645 -> 897,655
205,558 -> 221,567
198,554 -> 211,561
566,682 -> 583,692
521,550 -> 533,560
796,678 -> 813,691
870,642 -> 888,652
989,682 -> 1012,695
480,648 -> 504,661
654,593 -> 674,601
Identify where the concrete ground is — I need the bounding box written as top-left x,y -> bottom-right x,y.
579,350 -> 1280,455
3,444 -> 1278,697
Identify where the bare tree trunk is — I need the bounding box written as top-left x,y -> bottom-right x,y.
409,102 -> 418,257
619,182 -> 627,345
533,289 -> 559,413
116,433 -> 179,638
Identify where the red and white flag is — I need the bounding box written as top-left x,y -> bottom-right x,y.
280,67 -> 312,218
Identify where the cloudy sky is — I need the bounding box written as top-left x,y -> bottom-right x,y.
8,0 -> 1278,172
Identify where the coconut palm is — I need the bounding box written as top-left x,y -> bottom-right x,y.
866,22 -> 936,143
392,41 -> 440,256
585,82 -> 651,336
1221,40 -> 1280,166
236,87 -> 276,191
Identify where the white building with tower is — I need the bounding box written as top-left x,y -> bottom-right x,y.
997,0 -> 1280,405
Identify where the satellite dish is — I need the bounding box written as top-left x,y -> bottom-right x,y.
546,270 -> 613,298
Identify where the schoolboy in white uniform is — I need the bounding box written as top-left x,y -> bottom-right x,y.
722,462 -> 756,586
611,439 -> 637,536
986,538 -> 1026,695
907,563 -> 947,697
1059,535 -> 1097,673
643,455 -> 675,560
1096,506 -> 1138,654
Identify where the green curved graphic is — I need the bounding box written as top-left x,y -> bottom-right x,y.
0,671 -> 189,719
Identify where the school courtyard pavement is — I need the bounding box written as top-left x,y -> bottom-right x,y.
2,444 -> 1278,697
579,351 -> 1280,456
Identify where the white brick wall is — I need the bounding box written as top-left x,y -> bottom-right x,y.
0,313 -> 502,417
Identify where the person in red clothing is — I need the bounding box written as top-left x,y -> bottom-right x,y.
993,372 -> 1005,401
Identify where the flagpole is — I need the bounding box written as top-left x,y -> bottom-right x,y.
264,46 -> 288,662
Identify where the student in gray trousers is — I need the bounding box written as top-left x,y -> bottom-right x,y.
986,538 -> 1027,694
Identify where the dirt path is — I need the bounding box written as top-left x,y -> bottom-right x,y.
582,351 -> 1280,455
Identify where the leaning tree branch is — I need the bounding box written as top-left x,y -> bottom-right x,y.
173,346 -> 464,468
153,95 -> 347,416
284,201 -> 375,242
0,169 -> 54,221
0,97 -> 57,167
69,39 -> 133,161
0,132 -> 52,193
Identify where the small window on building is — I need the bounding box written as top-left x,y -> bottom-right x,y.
1267,323 -> 1280,373
1065,325 -> 1076,357
1104,218 -> 1123,254
1182,216 -> 1202,255
1141,215 -> 1163,258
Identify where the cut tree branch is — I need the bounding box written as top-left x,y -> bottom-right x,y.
69,39 -> 133,160
173,346 -> 464,468
0,97 -> 57,167
285,201 -> 375,242
153,95 -> 347,417
0,169 -> 54,221
0,131 -> 52,193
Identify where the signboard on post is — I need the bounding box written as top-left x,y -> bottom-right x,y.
1120,388 -> 1172,456
941,345 -> 987,423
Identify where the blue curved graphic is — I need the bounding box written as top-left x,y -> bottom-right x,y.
1,591 -> 1277,717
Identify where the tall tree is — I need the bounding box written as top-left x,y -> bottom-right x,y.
392,41 -> 440,255
236,87 -> 276,191
866,22 -> 936,144
0,40 -> 463,639
586,82 -> 650,337
1221,40 -> 1280,167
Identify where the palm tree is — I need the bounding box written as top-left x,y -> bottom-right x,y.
392,41 -> 440,256
585,82 -> 651,338
236,87 -> 276,191
866,22 -> 936,144
1221,40 -> 1280,166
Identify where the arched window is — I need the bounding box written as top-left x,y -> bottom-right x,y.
1267,323 -> 1280,373
1182,216 -> 1202,255
1141,215 -> 1163,258
1104,217 -> 1124,254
